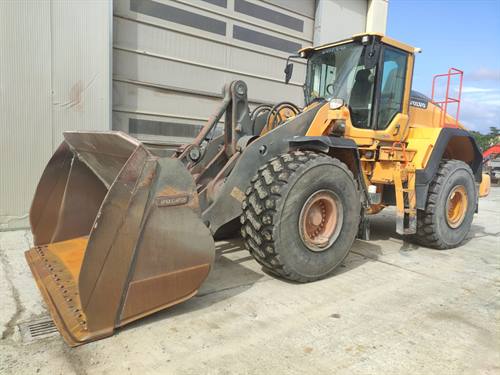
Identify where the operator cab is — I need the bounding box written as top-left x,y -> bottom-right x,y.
286,33 -> 416,133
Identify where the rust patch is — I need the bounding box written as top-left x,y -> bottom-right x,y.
158,186 -> 182,196
69,81 -> 84,112
230,187 -> 245,202
138,168 -> 156,188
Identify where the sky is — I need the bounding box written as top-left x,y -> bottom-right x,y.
387,0 -> 500,133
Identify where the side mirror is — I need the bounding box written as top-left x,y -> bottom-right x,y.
284,63 -> 294,84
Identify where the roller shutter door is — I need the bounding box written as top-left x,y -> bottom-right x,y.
113,0 -> 314,144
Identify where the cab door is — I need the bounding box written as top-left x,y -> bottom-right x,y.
344,44 -> 413,144
372,46 -> 413,140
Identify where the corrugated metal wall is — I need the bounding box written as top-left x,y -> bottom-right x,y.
1,0 -> 380,230
0,1 -> 52,230
0,0 -> 111,229
50,1 -> 113,146
112,0 -> 315,143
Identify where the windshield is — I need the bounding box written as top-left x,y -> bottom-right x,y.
305,42 -> 376,128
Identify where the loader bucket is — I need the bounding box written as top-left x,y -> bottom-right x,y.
25,131 -> 215,346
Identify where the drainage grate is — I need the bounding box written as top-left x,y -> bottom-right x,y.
18,316 -> 59,343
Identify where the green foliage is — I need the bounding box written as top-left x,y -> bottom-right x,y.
470,127 -> 499,151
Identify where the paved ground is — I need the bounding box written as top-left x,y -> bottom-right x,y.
1,189 -> 499,375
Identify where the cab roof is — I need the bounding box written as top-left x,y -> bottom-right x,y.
299,32 -> 418,56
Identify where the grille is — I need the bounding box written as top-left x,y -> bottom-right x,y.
18,317 -> 59,342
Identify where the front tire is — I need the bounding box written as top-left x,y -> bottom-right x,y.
240,151 -> 361,282
413,160 -> 476,249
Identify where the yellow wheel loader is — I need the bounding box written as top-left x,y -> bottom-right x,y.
25,33 -> 490,346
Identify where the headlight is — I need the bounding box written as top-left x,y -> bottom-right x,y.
329,98 -> 344,110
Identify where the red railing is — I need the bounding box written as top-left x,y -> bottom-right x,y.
431,67 -> 464,127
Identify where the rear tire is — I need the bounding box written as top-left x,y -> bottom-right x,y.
413,160 -> 476,249
240,151 -> 361,282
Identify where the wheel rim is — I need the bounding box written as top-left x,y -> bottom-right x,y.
299,190 -> 343,252
445,185 -> 468,228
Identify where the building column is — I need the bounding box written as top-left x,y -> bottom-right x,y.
366,0 -> 388,33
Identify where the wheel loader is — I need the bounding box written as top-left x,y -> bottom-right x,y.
25,33 -> 491,346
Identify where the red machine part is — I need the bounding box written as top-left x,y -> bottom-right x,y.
483,144 -> 500,159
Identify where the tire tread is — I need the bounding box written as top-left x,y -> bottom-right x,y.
241,151 -> 354,282
413,159 -> 475,249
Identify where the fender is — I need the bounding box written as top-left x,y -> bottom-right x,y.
415,128 -> 483,210
288,135 -> 359,153
288,136 -> 370,206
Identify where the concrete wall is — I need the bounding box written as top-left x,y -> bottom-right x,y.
0,0 -> 112,229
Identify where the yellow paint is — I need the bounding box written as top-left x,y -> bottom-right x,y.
327,106 -> 350,121
479,174 -> 491,197
378,147 -> 415,162
298,32 -> 485,222
393,163 -> 404,215
405,127 -> 441,169
300,32 -> 417,56
370,162 -> 397,184
406,164 -> 417,218
305,103 -> 332,136
409,102 -> 466,130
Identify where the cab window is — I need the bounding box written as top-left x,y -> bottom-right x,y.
376,47 -> 408,130
348,64 -> 376,129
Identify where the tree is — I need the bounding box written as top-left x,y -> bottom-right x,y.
470,131 -> 489,151
470,128 -> 500,152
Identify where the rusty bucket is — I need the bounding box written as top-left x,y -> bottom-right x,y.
25,131 -> 215,346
